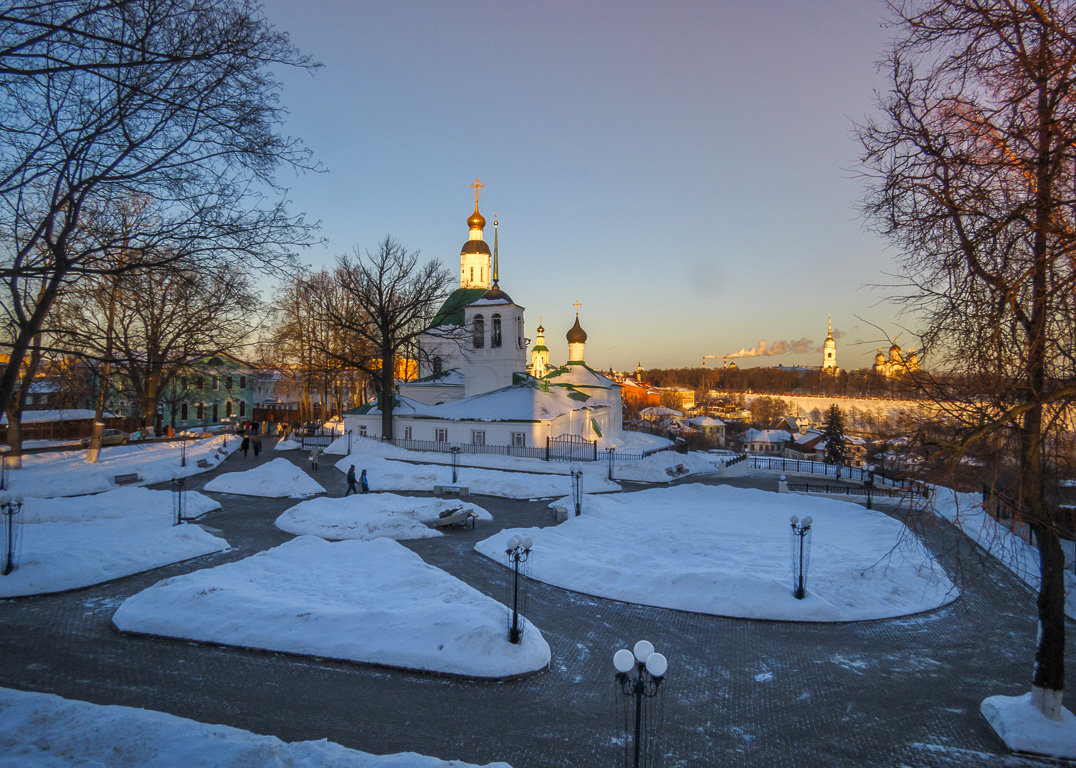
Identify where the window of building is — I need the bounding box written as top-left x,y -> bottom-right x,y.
358,425 -> 367,436
470,266 -> 474,282
435,428 -> 448,443
225,400 -> 233,417
517,316 -> 524,348
403,426 -> 412,440
181,403 -> 189,420
433,356 -> 442,374
211,377 -> 218,390
212,402 -> 219,422
196,375 -> 204,390
239,400 -> 246,417
239,375 -> 246,389
196,402 -> 204,420
471,429 -> 485,446
473,315 -> 484,348
491,314 -> 502,348
226,376 -> 233,390
511,432 -> 526,448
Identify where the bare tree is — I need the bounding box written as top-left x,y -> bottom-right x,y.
326,237 -> 452,439
0,0 -> 317,427
55,258 -> 258,440
860,0 -> 1076,719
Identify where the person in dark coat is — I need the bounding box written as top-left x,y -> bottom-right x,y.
345,465 -> 359,496
360,469 -> 369,494
241,434 -> 250,457
252,433 -> 262,457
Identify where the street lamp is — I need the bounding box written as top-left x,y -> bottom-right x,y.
607,447 -> 615,482
451,445 -> 461,484
570,469 -> 583,516
171,476 -> 188,526
789,515 -> 813,599
347,429 -> 353,455
1,494 -> 23,575
180,438 -> 187,468
614,639 -> 668,768
504,533 -> 533,644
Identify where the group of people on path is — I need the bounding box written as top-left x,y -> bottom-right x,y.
311,447 -> 367,495
239,433 -> 262,458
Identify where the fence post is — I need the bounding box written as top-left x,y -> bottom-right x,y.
545,437 -> 550,462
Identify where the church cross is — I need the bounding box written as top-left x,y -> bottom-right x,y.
573,300 -> 582,316
471,177 -> 485,204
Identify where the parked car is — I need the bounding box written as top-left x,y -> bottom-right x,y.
80,428 -> 128,447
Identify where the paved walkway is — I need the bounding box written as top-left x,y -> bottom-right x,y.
0,444 -> 1071,767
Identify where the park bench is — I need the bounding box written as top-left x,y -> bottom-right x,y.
113,473 -> 141,485
196,458 -> 210,469
433,485 -> 469,497
432,506 -> 479,530
664,464 -> 689,478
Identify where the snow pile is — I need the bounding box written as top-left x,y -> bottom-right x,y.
981,693 -> 1076,759
932,487 -> 1076,619
0,490 -> 228,598
276,493 -> 492,541
478,484 -> 957,622
3,436 -> 238,498
274,438 -> 303,451
605,430 -> 673,452
204,457 -> 325,498
20,486 -> 220,523
0,687 -> 513,768
114,536 -> 550,678
334,454 -> 618,499
324,433 -> 351,454
611,451 -> 718,483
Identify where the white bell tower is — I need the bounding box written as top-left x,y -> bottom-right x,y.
822,315 -> 838,372
460,177 -> 491,289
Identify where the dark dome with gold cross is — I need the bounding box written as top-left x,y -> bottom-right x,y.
566,316 -> 588,344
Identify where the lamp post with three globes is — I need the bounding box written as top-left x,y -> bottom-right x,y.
614,640 -> 668,768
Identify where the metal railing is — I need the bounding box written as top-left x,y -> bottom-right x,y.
382,436 -> 663,463
786,482 -> 925,499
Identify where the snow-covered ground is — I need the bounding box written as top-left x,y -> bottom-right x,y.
275,493 -> 493,541
334,453 -> 620,499
0,687 -> 512,767
114,536 -> 550,679
932,488 -> 1076,620
981,693 -> 1076,759
274,438 -> 302,451
3,436 -> 238,498
0,487 -> 228,598
204,457 -> 326,498
477,484 -> 957,621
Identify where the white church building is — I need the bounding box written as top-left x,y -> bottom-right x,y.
343,185 -> 623,450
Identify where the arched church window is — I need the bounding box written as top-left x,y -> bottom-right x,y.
433,356 -> 442,374
473,315 -> 485,348
491,314 -> 502,348
470,267 -> 474,282
517,317 -> 524,348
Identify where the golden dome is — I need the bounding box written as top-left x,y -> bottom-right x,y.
468,203 -> 486,230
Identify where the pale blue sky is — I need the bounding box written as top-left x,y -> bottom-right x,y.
260,0 -> 907,370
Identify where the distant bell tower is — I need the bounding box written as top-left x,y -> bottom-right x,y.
822,315 -> 838,372
460,177 -> 492,289
530,321 -> 550,377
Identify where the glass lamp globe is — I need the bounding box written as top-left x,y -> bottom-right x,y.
520,534 -> 534,550
633,639 -> 654,663
506,535 -> 521,550
802,516 -> 813,526
613,648 -> 634,673
645,652 -> 668,678
789,515 -> 799,525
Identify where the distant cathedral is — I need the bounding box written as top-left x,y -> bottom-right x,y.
874,342 -> 920,377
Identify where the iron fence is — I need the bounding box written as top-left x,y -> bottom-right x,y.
786,482 -> 925,499
382,436 -> 660,463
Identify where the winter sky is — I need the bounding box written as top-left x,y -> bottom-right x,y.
259,0 -> 905,371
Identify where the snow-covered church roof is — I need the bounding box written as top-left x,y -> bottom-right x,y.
542,363 -> 620,391
415,379 -> 601,423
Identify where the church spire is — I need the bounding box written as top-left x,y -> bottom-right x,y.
492,216 -> 499,286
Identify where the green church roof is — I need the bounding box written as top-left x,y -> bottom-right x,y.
430,287 -> 487,327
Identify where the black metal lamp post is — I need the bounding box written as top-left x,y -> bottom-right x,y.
571,469 -> 583,516
865,464 -> 874,510
172,476 -> 188,526
789,515 -> 813,599
614,640 -> 668,768
347,429 -> 353,454
451,446 -> 461,484
607,447 -> 615,482
1,495 -> 23,575
180,438 -> 187,468
504,533 -> 533,644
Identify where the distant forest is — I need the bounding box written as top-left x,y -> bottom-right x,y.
638,366 -> 919,400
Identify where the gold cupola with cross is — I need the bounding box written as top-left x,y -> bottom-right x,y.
460,177 -> 491,289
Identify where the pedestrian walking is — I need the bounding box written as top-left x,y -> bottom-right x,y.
309,446 -> 319,472
252,434 -> 262,457
241,435 -> 250,457
360,469 -> 369,494
345,465 -> 359,496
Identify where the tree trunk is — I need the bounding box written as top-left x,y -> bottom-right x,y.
86,277 -> 119,463
380,347 -> 394,440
